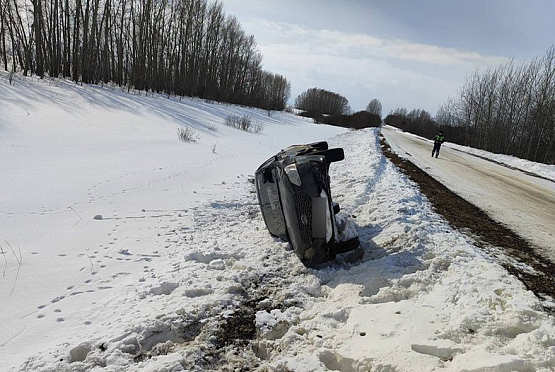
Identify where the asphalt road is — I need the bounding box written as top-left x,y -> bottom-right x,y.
382,126 -> 555,262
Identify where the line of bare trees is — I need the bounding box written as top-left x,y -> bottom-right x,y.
437,46 -> 555,164
384,107 -> 438,139
294,87 -> 351,116
294,88 -> 381,129
0,0 -> 291,110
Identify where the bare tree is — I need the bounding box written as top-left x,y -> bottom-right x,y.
295,87 -> 350,116
435,45 -> 555,164
1,0 -> 290,111
366,98 -> 382,118
0,0 -> 8,70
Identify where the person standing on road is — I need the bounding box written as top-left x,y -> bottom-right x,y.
432,131 -> 445,158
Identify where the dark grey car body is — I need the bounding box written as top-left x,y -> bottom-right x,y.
255,142 -> 359,267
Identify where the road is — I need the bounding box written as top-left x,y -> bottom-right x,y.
382,126 -> 555,262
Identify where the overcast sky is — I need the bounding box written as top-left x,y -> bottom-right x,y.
220,0 -> 554,115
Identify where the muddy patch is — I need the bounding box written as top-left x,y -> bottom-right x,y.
215,302 -> 257,349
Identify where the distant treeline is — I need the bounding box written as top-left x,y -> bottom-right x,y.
295,87 -> 351,116
384,108 -> 437,138
0,0 -> 290,110
295,88 -> 381,129
300,110 -> 381,129
385,46 -> 555,164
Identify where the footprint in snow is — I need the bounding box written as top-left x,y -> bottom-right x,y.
184,288 -> 214,298
148,282 -> 179,296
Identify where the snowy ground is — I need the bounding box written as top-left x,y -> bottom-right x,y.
382,126 -> 555,263
1,75 -> 554,371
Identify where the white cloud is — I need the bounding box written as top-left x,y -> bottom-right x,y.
259,42 -> 457,113
247,20 -> 507,66
241,19 -> 508,113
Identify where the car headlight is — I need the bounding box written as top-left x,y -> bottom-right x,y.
284,163 -> 302,186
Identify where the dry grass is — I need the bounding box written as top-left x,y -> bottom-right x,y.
177,126 -> 198,142
224,115 -> 263,134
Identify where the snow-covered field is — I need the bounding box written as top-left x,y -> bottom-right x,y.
1,75 -> 554,371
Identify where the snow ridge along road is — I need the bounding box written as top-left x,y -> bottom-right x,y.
382,126 -> 555,263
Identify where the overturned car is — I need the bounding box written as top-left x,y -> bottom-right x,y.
255,141 -> 360,267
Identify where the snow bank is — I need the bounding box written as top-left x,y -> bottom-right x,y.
255,130 -> 555,371
446,142 -> 555,182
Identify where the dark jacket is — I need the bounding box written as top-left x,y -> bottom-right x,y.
434,134 -> 445,145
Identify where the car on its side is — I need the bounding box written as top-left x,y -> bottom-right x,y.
255,141 -> 360,267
